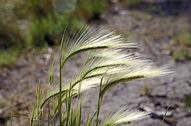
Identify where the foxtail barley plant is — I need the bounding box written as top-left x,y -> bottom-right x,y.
31,27 -> 171,126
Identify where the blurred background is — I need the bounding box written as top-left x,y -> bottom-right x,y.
0,0 -> 191,126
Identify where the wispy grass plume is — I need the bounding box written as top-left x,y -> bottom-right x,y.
31,26 -> 171,126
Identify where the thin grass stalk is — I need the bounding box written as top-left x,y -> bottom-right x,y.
30,105 -> 35,125
41,86 -> 45,126
84,111 -> 97,126
41,108 -> 45,126
77,82 -> 82,126
59,49 -> 62,126
77,103 -> 82,126
84,114 -> 91,126
68,83 -> 73,126
70,108 -> 73,125
58,33 -> 66,126
95,76 -> 104,126
57,29 -> 67,126
37,81 -> 41,126
47,102 -> 50,126
65,89 -> 69,126
66,83 -> 72,126
47,67 -> 52,126
64,83 -> 72,126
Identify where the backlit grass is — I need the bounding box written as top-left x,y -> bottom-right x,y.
30,27 -> 171,126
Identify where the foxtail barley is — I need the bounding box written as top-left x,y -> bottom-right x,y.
31,27 -> 171,126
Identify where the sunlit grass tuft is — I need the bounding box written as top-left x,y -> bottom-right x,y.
31,27 -> 171,126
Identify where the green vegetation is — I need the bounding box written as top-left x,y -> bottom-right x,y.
172,32 -> 191,61
121,0 -> 142,7
175,32 -> 191,47
184,94 -> 191,108
0,0 -> 107,66
30,27 -> 170,126
76,0 -> 107,20
0,49 -> 19,67
172,49 -> 191,61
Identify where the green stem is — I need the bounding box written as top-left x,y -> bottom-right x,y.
37,82 -> 41,126
77,82 -> 82,126
96,76 -> 104,126
59,52 -> 62,126
66,83 -> 72,126
47,102 -> 50,126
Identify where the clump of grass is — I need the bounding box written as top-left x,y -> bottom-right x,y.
31,27 -> 171,126
184,94 -> 191,108
0,49 -> 19,67
175,32 -> 191,47
171,32 -> 191,61
75,0 -> 107,21
172,49 -> 191,61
